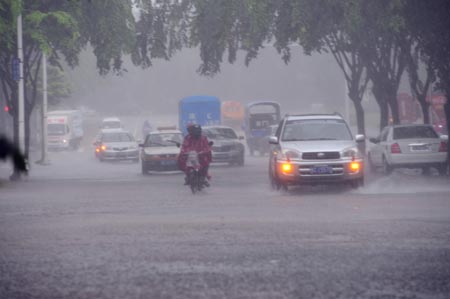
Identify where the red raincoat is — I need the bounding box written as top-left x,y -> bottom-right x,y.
177,135 -> 212,172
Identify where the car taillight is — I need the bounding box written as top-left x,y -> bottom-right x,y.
391,143 -> 401,154
439,141 -> 447,152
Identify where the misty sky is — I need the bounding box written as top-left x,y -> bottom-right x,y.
65,47 -> 350,117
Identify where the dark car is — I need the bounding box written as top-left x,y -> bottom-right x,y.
203,126 -> 245,166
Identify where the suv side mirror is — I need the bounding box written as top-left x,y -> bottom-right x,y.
355,134 -> 365,142
268,136 -> 278,144
440,135 -> 448,141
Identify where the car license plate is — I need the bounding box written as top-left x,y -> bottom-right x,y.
311,166 -> 333,174
411,144 -> 429,151
161,160 -> 176,166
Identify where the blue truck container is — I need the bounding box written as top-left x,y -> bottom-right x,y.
179,95 -> 221,135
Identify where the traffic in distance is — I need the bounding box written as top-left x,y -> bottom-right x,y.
40,95 -> 448,192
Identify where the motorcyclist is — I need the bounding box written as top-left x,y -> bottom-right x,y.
177,124 -> 212,186
142,120 -> 152,140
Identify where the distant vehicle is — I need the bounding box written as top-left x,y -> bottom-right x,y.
203,126 -> 245,166
179,95 -> 221,135
47,110 -> 84,150
244,101 -> 281,156
93,128 -> 139,162
221,100 -> 245,130
100,117 -> 122,129
139,129 -> 183,174
368,124 -> 448,175
268,113 -> 365,190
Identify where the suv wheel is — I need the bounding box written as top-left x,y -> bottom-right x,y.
237,153 -> 245,166
350,177 -> 364,189
269,165 -> 280,190
382,156 -> 392,175
437,164 -> 448,176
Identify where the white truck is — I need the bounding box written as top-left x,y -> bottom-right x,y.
47,110 -> 84,150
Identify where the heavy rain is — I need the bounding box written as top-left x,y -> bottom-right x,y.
1,1 -> 450,298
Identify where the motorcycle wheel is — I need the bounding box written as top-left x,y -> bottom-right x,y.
189,170 -> 199,194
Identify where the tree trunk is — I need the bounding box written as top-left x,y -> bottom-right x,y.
351,96 -> 366,155
379,100 -> 389,131
444,91 -> 450,176
418,97 -> 430,124
387,87 -> 400,124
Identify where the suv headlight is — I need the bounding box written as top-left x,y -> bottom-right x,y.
341,147 -> 359,159
277,149 -> 301,160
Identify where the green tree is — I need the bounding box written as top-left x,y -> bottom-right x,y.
0,0 -> 136,157
408,0 -> 450,173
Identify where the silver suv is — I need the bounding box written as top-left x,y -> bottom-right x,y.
268,114 -> 365,189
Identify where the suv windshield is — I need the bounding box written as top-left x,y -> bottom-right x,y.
281,119 -> 352,141
102,132 -> 133,142
145,133 -> 182,147
204,128 -> 238,139
393,126 -> 438,139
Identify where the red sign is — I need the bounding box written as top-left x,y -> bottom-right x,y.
397,93 -> 418,123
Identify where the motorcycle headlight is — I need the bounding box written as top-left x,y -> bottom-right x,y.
341,147 -> 359,159
277,149 -> 301,160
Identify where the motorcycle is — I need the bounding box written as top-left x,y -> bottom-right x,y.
185,150 -> 209,194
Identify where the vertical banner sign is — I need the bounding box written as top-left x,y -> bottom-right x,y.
12,58 -> 20,81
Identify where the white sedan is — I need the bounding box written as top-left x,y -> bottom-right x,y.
368,124 -> 448,175
139,130 -> 183,174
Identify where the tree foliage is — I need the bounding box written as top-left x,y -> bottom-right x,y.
0,0 -> 136,156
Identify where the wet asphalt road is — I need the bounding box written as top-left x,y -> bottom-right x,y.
1,149 -> 450,299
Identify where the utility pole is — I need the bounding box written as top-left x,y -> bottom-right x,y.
10,9 -> 27,181
17,12 -> 25,154
37,53 -> 49,165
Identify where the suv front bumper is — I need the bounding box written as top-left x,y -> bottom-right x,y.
275,159 -> 364,185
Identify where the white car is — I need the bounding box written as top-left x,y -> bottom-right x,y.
368,124 -> 448,175
139,129 -> 184,174
100,117 -> 122,129
94,129 -> 139,162
268,113 -> 365,189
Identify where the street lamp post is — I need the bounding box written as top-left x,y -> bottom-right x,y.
17,13 -> 25,154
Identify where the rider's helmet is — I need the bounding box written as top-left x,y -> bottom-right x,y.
187,123 -> 195,135
191,124 -> 202,139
